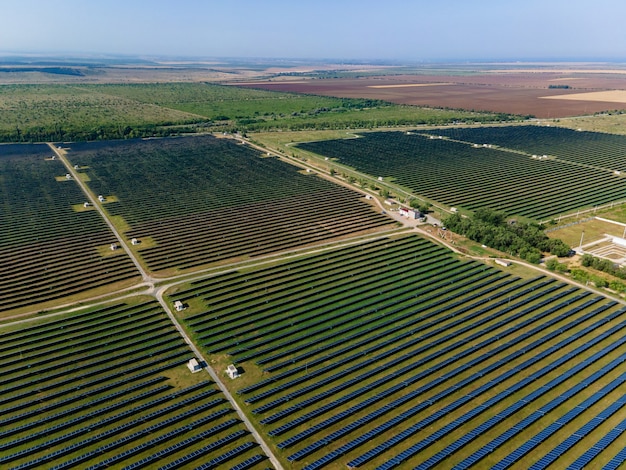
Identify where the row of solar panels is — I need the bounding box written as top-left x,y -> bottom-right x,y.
257,265 -> 516,377
0,302 -> 163,362
1,381 -> 171,452
0,375 -> 167,434
9,387 -> 221,469
272,279 -> 567,441
0,314 -> 177,381
298,296 -> 622,469
262,272 -> 539,375
196,239 -> 444,342
0,347 -> 189,410
236,264 -> 512,397
249,271 -> 519,409
0,301 -> 150,349
276,285 -> 584,454
233,259 -> 497,362
86,409 -> 239,469
371,307 -> 626,470
490,370 -> 626,469
223,248 -> 454,356
121,419 -> 241,469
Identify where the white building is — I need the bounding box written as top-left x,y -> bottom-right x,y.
131,238 -> 139,245
187,358 -> 202,373
226,364 -> 240,379
110,243 -> 118,251
98,195 -> 105,202
174,300 -> 185,312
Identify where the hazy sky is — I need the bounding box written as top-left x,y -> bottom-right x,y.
2,0 -> 625,61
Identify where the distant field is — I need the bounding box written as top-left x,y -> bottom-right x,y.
171,234 -> 626,469
0,299 -> 271,469
0,84 -> 203,141
296,126 -> 626,221
65,135 -> 395,274
238,71 -> 626,118
0,82 -> 510,142
0,143 -> 139,314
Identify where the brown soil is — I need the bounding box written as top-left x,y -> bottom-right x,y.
237,72 -> 626,118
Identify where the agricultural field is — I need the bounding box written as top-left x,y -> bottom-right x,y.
170,234 -> 626,469
0,143 -> 139,313
65,135 -> 395,274
296,126 -> 626,221
0,299 -> 272,469
239,69 -> 626,118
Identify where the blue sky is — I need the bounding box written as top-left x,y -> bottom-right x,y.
1,0 -> 624,61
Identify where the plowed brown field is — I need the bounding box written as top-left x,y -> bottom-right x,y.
237,72 -> 626,118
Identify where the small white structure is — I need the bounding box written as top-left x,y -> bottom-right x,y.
65,173 -> 72,180
615,170 -> 621,176
131,238 -> 140,245
378,176 -> 384,181
110,243 -> 118,251
74,164 -> 79,169
226,364 -> 240,379
98,195 -> 105,202
450,207 -> 458,213
495,259 -> 512,267
83,202 -> 90,208
365,194 -> 372,200
51,155 -> 56,160
187,358 -> 202,373
174,300 -> 185,312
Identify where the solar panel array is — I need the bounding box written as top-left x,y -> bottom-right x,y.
0,300 -> 272,469
181,234 -> 626,468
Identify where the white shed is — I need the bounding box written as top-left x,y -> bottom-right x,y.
110,243 -> 118,251
187,358 -> 202,373
226,364 -> 240,379
131,238 -> 140,245
65,173 -> 72,180
174,300 -> 185,312
83,202 -> 90,208
98,195 -> 105,202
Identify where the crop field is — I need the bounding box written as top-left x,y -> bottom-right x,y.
171,234 -> 626,469
0,144 -> 139,313
296,127 -> 626,221
0,299 -> 272,469
64,135 -> 394,273
239,71 -> 626,118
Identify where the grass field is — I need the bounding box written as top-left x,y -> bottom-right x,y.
0,82 -> 516,142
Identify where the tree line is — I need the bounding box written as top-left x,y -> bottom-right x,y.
443,208 -> 571,263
